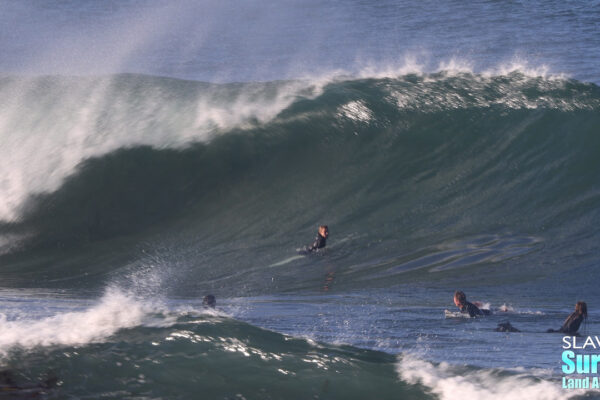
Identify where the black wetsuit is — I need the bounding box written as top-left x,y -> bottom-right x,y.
559,312 -> 584,334
460,301 -> 491,317
496,322 -> 520,332
306,233 -> 327,252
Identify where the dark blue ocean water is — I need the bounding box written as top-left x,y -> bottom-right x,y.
0,1 -> 599,399
1,0 -> 599,83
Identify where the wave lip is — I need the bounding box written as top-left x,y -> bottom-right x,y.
0,74 -> 324,222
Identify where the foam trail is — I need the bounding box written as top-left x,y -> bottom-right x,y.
397,355 -> 593,400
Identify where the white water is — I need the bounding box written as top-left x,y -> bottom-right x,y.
0,288 -> 147,355
396,354 -> 595,400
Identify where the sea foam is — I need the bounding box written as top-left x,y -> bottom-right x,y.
396,354 -> 594,400
0,288 -> 146,355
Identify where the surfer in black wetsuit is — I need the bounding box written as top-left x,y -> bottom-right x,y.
454,290 -> 491,317
203,294 -> 216,308
547,301 -> 587,334
303,225 -> 329,253
496,321 -> 520,332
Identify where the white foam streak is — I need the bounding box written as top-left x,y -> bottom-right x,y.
397,355 -> 591,400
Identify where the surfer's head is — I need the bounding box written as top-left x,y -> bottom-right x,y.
318,225 -> 329,238
575,301 -> 587,318
454,290 -> 466,307
203,294 -> 216,308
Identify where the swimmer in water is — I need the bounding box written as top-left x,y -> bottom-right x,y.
203,294 -> 216,308
496,321 -> 520,332
454,290 -> 491,317
547,301 -> 587,334
302,225 -> 329,253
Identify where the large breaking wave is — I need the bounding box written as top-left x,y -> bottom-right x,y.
0,71 -> 599,293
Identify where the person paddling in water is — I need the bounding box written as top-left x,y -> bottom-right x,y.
301,225 -> 329,254
454,290 -> 491,317
547,301 -> 587,335
203,294 -> 216,308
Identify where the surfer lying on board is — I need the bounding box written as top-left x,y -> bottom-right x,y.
299,225 -> 329,254
454,290 -> 492,317
547,301 -> 587,334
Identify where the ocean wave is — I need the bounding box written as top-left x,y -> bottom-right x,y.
1,71 -> 597,223
0,72 -> 599,291
0,293 -> 428,399
0,288 -> 155,355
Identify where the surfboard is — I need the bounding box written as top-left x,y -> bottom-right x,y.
444,309 -> 470,318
